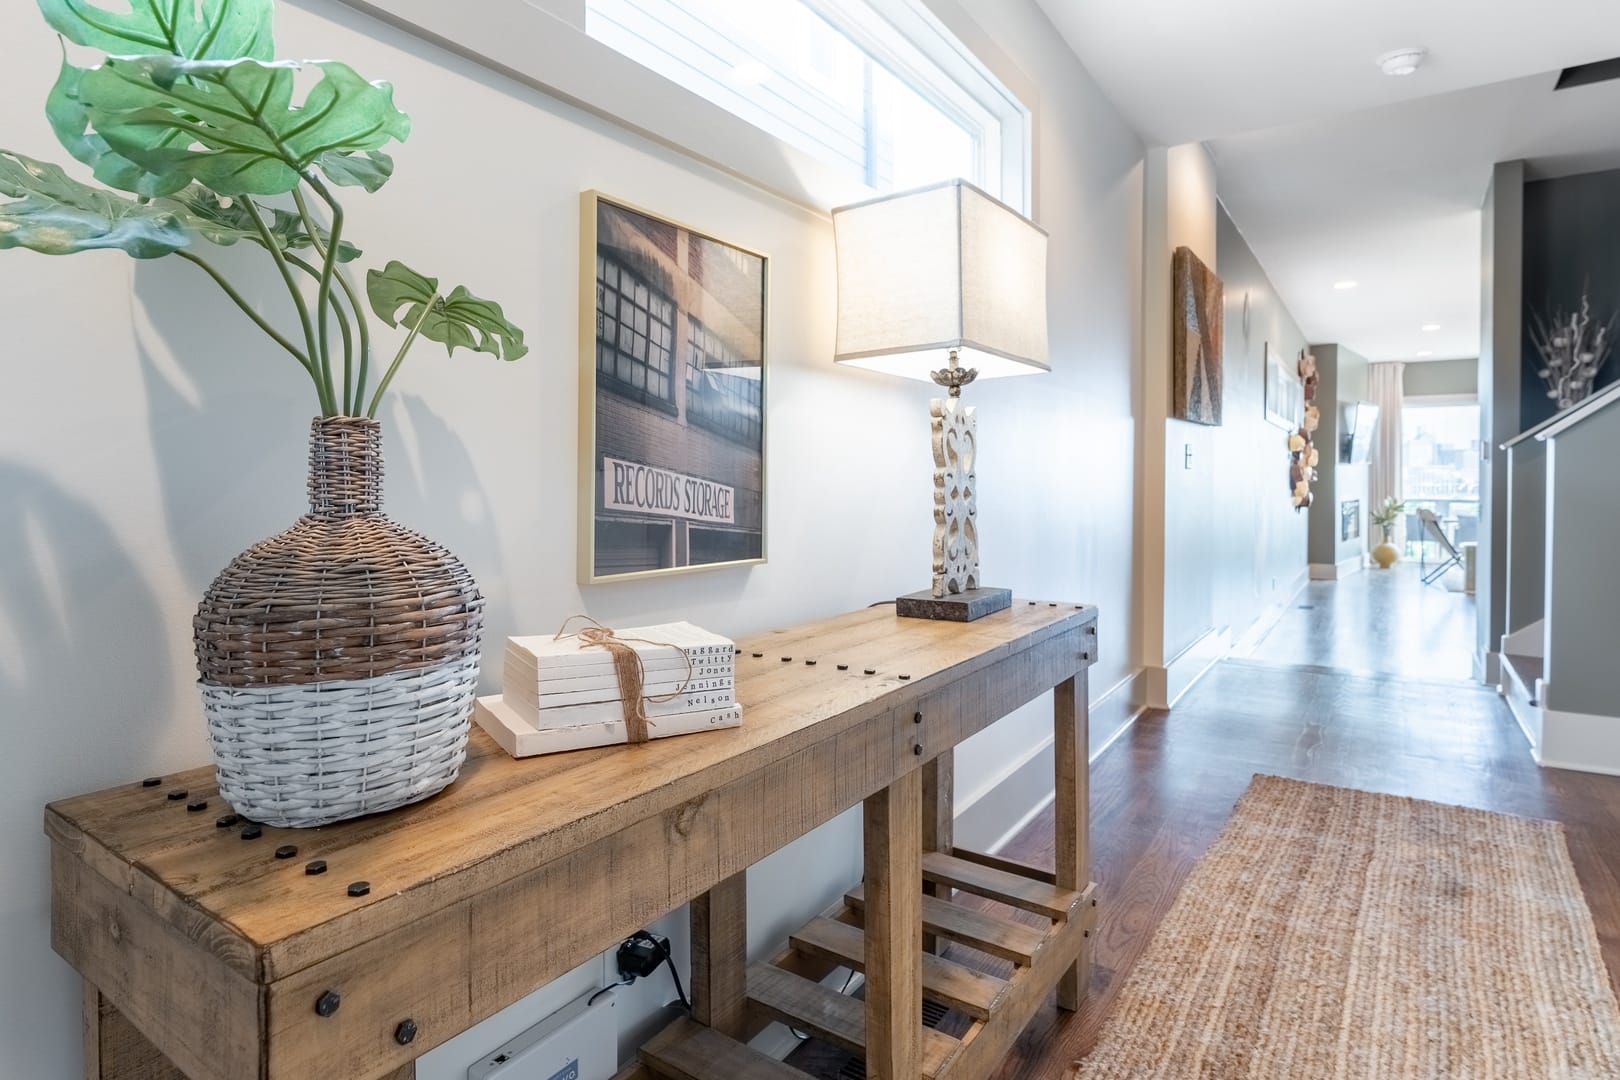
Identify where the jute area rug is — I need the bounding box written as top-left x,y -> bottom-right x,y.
1073,775 -> 1620,1078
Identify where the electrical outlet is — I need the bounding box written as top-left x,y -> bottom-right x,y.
469,990 -> 617,1080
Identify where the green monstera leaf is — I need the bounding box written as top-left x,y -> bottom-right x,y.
37,0 -> 275,61
40,0 -> 276,195
314,150 -> 394,193
46,54 -> 190,197
74,55 -> 411,197
163,186 -> 361,262
0,149 -> 190,258
367,260 -> 528,361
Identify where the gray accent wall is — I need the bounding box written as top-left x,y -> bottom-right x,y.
1405,358 -> 1479,399
1544,404 -> 1620,716
1504,438 -> 1547,635
1522,169 -> 1620,429
1307,344 -> 1370,569
1480,162 -> 1527,678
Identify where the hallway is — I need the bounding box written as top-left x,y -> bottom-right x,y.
985,559 -> 1616,1073
1239,564 -> 1477,682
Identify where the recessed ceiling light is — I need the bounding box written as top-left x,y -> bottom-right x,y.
1377,48 -> 1427,76
1421,323 -> 1441,331
1417,350 -> 1433,357
1333,280 -> 1358,290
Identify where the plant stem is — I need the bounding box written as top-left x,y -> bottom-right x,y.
292,187 -> 350,412
367,293 -> 438,419
175,250 -> 319,380
289,254 -> 355,404
335,267 -> 371,413
312,196 -> 344,413
290,193 -> 372,411
242,198 -> 331,414
304,175 -> 364,414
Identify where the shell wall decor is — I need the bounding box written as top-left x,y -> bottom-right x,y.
1289,351 -> 1321,510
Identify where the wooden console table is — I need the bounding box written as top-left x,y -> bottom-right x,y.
48,602 -> 1097,1080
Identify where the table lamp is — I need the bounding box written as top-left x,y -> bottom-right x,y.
832,179 -> 1050,621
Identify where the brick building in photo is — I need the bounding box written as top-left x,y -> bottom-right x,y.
589,198 -> 766,577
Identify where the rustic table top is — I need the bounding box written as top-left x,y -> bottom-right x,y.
47,601 -> 1095,985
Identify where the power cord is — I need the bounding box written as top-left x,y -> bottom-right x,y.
647,933 -> 691,1013
613,930 -> 691,1013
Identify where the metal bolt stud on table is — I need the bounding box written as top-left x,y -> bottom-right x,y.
48,603 -> 1097,1080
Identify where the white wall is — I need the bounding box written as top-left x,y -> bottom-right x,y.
1211,206 -> 1312,636
0,0 -> 1145,1075
1137,147 -> 1311,703
1159,144 -> 1221,663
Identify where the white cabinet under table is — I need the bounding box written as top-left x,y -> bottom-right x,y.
48,602 -> 1099,1079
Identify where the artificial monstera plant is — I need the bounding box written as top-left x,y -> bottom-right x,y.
0,0 -> 527,417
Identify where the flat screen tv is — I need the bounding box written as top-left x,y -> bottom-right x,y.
1340,402 -> 1380,464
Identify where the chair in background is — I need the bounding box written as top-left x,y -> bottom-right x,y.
1418,508 -> 1462,586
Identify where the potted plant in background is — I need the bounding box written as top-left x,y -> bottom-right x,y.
1,0 -> 528,826
1370,497 -> 1406,569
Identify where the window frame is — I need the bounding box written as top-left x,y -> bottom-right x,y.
685,315 -> 765,446
331,0 -> 1036,214
595,252 -> 680,414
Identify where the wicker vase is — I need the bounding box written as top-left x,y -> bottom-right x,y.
194,417 -> 484,827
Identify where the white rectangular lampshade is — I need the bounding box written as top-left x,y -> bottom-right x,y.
832,179 -> 1049,382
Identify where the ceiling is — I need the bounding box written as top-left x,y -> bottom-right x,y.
1034,0 -> 1620,363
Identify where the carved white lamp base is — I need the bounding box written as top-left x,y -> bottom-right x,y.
895,396 -> 1012,622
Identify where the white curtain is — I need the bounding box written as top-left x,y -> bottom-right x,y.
1367,362 -> 1406,548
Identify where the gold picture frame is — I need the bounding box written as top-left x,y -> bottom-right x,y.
578,191 -> 770,584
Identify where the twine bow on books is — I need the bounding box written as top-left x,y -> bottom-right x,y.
553,616 -> 695,744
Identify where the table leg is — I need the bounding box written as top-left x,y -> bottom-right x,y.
922,750 -> 954,953
864,769 -> 923,1080
1054,672 -> 1091,1012
82,981 -> 185,1080
690,870 -> 749,1038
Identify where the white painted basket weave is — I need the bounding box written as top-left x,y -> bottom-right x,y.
202,655 -> 479,828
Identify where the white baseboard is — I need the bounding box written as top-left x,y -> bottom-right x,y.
953,669 -> 1145,855
1536,690 -> 1620,775
1501,655 -> 1542,754
1310,556 -> 1365,581
1233,571 -> 1310,657
1143,628 -> 1230,710
1476,648 -> 1501,686
1502,621 -> 1544,658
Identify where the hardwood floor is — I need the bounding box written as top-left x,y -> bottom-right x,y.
983,659 -> 1620,1077
1233,563 -> 1478,682
793,568 -> 1620,1078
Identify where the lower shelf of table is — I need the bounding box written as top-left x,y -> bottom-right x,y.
626,848 -> 1098,1080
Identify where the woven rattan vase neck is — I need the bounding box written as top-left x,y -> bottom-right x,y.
308,416 -> 382,519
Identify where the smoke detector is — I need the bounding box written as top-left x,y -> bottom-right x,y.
1378,48 -> 1427,76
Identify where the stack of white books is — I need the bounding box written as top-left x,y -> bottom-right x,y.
474,621 -> 742,757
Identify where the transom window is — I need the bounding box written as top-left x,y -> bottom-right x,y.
585,0 -> 1030,208
686,317 -> 763,446
596,253 -> 677,411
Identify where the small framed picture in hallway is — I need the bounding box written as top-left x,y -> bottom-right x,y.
1342,499 -> 1361,542
1264,341 -> 1304,430
1171,245 -> 1224,425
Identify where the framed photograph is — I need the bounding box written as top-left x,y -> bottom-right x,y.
579,192 -> 768,583
1264,342 -> 1304,431
1171,246 -> 1223,425
1341,499 -> 1361,542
